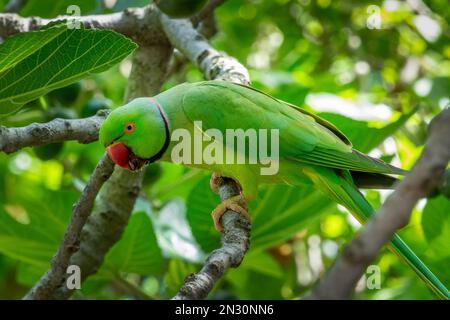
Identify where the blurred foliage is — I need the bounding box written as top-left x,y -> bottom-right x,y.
0,0 -> 449,299
0,23 -> 136,114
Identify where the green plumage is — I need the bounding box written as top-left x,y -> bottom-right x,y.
99,80 -> 449,299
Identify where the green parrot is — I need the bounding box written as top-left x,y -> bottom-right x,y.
99,80 -> 449,299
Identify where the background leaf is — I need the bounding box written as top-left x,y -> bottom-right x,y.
164,259 -> 197,297
103,212 -> 165,275
0,189 -> 77,268
422,195 -> 450,259
20,0 -> 98,18
0,25 -> 137,114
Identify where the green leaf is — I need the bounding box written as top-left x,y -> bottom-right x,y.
16,262 -> 46,287
20,0 -> 97,18
238,251 -> 283,278
0,25 -> 66,74
0,24 -> 137,114
250,186 -> 332,249
0,189 -> 77,267
422,195 -> 450,258
164,259 -> 197,297
427,222 -> 450,260
226,266 -> 284,299
185,177 -> 222,252
103,212 -> 165,275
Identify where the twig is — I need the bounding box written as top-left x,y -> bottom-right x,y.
24,153 -> 115,300
191,0 -> 226,26
0,111 -> 107,154
159,13 -> 252,300
308,108 -> 450,299
173,178 -> 251,300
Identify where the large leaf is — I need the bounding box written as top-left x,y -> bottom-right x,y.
0,189 -> 77,268
164,259 -> 197,297
103,212 -> 165,275
250,186 -> 332,249
237,251 -> 283,278
0,24 -> 137,114
0,189 -> 164,282
0,26 -> 66,73
421,195 -> 450,259
185,177 -> 221,252
146,199 -> 206,263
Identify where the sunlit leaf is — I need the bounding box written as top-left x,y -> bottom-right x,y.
0,24 -> 137,114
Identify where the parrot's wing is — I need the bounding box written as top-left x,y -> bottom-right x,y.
235,84 -> 352,146
182,81 -> 404,175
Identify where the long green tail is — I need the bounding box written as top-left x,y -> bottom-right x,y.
309,168 -> 450,299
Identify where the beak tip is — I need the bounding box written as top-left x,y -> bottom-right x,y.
106,142 -> 130,169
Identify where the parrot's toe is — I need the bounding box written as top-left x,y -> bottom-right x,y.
211,195 -> 250,232
210,172 -> 242,193
209,172 -> 223,193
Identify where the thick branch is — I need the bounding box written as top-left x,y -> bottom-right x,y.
308,108 -> 450,300
0,5 -> 168,47
160,14 -> 250,85
160,14 -> 252,300
24,153 -> 115,299
0,112 -> 107,154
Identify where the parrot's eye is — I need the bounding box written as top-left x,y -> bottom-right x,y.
124,122 -> 136,134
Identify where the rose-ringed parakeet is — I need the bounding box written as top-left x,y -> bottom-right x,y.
99,80 -> 449,299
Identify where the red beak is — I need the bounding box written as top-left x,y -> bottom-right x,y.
106,142 -> 129,169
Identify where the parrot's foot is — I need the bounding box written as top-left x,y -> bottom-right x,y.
210,172 -> 242,193
211,194 -> 250,232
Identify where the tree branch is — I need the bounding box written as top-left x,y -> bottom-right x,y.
160,14 -> 250,85
24,153 -> 115,299
159,14 -> 252,300
307,108 -> 450,300
0,5 -> 169,47
0,111 -> 107,154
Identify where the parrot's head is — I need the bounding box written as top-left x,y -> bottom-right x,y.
99,98 -> 170,171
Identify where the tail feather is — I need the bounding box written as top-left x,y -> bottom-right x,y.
307,168 -> 450,299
